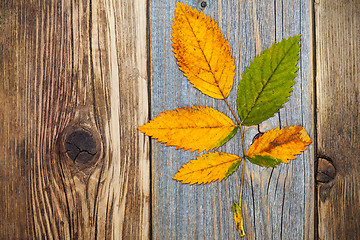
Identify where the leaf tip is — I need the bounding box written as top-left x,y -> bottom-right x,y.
138,123 -> 148,134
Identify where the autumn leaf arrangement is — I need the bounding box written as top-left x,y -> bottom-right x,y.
139,2 -> 312,237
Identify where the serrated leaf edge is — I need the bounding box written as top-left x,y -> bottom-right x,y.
238,35 -> 301,126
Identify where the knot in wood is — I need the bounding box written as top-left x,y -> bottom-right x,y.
65,129 -> 97,164
316,156 -> 336,183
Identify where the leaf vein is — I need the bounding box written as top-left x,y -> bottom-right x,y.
241,40 -> 298,124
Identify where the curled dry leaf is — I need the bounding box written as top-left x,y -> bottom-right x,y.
231,201 -> 246,237
174,152 -> 242,184
138,106 -> 238,152
247,126 -> 312,164
172,2 -> 235,99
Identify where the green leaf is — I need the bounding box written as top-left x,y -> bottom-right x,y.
224,160 -> 241,179
237,35 -> 300,126
246,155 -> 282,168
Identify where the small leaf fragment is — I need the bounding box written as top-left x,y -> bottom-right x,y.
247,126 -> 312,164
237,35 -> 301,126
231,201 -> 245,237
139,106 -> 238,152
174,152 -> 242,184
172,2 -> 235,99
225,160 -> 241,179
246,155 -> 282,168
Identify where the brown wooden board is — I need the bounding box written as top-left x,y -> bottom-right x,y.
315,0 -> 360,239
0,0 -> 149,239
150,0 -> 314,239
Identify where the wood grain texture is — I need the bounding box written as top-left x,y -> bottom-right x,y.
315,0 -> 360,239
150,0 -> 313,239
0,0 -> 149,239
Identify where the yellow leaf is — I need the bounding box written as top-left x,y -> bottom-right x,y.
171,2 -> 235,99
139,106 -> 238,152
247,126 -> 312,163
174,152 -> 242,184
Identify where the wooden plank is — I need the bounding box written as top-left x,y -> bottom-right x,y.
150,0 -> 313,239
315,0 -> 360,239
0,0 -> 149,239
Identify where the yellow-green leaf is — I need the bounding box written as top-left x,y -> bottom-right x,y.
246,155 -> 282,168
247,126 -> 312,164
174,152 -> 242,184
225,161 -> 241,179
231,201 -> 246,237
139,106 -> 238,152
171,2 -> 235,99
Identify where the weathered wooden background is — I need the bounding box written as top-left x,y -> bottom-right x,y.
0,0 -> 359,239
0,0 -> 149,239
315,0 -> 360,239
151,0 -> 314,239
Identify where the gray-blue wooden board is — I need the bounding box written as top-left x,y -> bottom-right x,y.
150,0 -> 313,239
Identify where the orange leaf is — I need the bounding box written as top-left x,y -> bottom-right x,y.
174,152 -> 242,184
246,126 -> 312,163
139,106 -> 238,152
171,2 -> 235,99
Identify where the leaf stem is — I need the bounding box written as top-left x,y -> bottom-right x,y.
239,158 -> 246,202
239,124 -> 246,202
239,124 -> 246,158
223,98 -> 241,125
221,97 -> 247,237
238,124 -> 247,237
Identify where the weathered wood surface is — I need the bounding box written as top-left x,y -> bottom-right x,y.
150,0 -> 313,239
9,0 -> 360,239
0,0 -> 149,239
315,0 -> 360,239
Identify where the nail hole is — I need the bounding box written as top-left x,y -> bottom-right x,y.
200,1 -> 207,8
